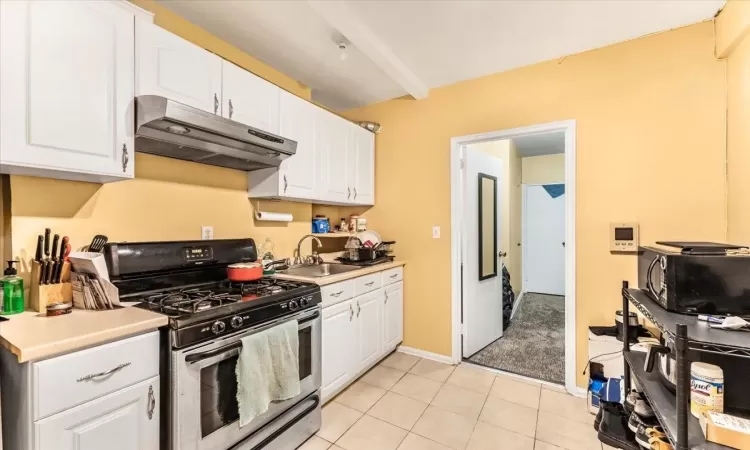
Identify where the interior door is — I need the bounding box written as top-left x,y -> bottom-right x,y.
0,0 -> 134,179
35,377 -> 159,450
524,184 -> 566,296
277,91 -> 315,198
462,146 -> 504,358
322,300 -> 356,400
136,21 -> 222,115
222,61 -> 280,134
355,291 -> 382,371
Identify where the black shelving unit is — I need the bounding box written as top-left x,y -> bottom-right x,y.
619,281 -> 750,450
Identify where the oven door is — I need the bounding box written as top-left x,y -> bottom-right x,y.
172,306 -> 321,450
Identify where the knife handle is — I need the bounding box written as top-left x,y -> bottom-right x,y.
45,261 -> 55,285
51,261 -> 61,284
50,234 -> 59,261
43,228 -> 51,257
59,236 -> 69,261
34,235 -> 44,262
40,261 -> 48,285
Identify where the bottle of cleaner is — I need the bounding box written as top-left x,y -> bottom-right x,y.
1,260 -> 24,315
260,238 -> 276,275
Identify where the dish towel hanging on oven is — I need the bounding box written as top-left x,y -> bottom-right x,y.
236,320 -> 301,427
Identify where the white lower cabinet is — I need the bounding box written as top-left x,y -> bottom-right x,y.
354,290 -> 382,372
384,281 -> 404,349
321,268 -> 404,402
321,299 -> 357,400
35,376 -> 159,450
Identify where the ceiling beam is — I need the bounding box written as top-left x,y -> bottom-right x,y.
308,0 -> 429,100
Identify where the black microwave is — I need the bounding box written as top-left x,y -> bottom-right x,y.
637,245 -> 750,315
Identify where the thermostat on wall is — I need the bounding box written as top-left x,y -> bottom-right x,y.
610,222 -> 639,252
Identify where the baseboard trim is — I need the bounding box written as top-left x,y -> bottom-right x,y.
397,346 -> 455,364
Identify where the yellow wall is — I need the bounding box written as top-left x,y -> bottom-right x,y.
128,0 -> 311,100
344,22 -> 727,386
471,140 -> 522,293
721,1 -> 750,244
521,154 -> 565,184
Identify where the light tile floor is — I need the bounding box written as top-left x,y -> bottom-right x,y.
299,351 -> 611,450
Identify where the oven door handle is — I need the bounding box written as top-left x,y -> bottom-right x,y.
229,394 -> 320,450
185,310 -> 320,364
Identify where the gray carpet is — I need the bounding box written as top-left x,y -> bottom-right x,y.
466,293 -> 565,384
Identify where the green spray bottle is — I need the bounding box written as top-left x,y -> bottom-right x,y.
1,260 -> 24,315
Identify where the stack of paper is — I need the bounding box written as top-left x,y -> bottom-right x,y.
70,272 -> 120,310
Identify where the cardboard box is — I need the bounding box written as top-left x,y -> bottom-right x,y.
700,411 -> 750,449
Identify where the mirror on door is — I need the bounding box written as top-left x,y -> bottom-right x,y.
478,173 -> 498,280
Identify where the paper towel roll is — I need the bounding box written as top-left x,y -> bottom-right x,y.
255,211 -> 293,222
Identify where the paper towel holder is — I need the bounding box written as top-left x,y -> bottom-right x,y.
253,200 -> 293,222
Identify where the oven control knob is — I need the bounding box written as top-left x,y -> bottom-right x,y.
300,297 -> 309,307
230,316 -> 243,329
211,320 -> 226,335
289,300 -> 299,311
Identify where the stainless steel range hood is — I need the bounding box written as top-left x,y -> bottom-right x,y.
135,95 -> 296,171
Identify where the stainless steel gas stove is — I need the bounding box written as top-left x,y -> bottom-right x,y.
104,239 -> 322,450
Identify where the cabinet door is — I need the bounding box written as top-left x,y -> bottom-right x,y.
0,1 -> 135,180
345,126 -> 358,204
222,61 -> 280,134
136,20 -> 222,115
277,91 -> 315,198
322,300 -> 357,400
383,282 -> 404,350
35,376 -> 159,450
355,290 -> 383,372
319,112 -> 350,203
353,127 -> 375,205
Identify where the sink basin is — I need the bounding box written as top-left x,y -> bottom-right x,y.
280,264 -> 362,278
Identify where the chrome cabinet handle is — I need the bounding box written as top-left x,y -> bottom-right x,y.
214,93 -> 219,114
147,385 -> 156,420
390,274 -> 398,278
347,187 -> 351,199
228,99 -> 234,119
349,304 -> 354,321
284,175 -> 288,193
121,144 -> 129,173
384,292 -> 388,304
330,291 -> 344,297
354,187 -> 357,200
356,300 -> 361,317
365,281 -> 374,286
77,362 -> 131,382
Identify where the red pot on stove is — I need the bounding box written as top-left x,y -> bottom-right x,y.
227,262 -> 263,282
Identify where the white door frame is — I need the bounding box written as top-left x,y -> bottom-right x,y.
522,183 -> 566,295
450,120 -> 579,395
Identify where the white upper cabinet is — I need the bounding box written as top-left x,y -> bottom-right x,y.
222,61 -> 280,134
136,20 -> 222,115
318,113 -> 350,204
277,90 -> 316,198
351,127 -> 375,205
0,0 -> 137,182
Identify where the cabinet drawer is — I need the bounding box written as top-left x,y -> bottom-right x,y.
321,280 -> 354,307
382,267 -> 403,285
354,272 -> 382,296
33,331 -> 159,420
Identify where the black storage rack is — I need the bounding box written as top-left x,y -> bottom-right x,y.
619,281 -> 750,450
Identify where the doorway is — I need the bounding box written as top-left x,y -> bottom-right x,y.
450,121 -> 577,393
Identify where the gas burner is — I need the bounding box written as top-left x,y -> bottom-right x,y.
144,287 -> 243,314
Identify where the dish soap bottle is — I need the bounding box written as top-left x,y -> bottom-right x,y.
1,260 -> 24,315
260,238 -> 276,275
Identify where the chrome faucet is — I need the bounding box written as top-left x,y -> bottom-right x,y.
294,235 -> 323,266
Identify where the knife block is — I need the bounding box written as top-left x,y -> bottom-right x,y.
29,261 -> 72,313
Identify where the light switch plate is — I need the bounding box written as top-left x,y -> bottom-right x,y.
432,226 -> 441,239
202,226 -> 214,240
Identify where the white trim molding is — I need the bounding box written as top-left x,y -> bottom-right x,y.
397,346 -> 456,365
450,120 -> 578,394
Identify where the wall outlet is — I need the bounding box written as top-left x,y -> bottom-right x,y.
432,226 -> 441,239
201,226 -> 214,240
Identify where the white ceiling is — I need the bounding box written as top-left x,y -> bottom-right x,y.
158,0 -> 725,112
513,131 -> 566,157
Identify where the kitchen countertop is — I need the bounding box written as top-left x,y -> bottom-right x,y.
0,307 -> 167,363
274,260 -> 406,286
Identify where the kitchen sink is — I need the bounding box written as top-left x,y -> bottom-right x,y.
280,263 -> 362,278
